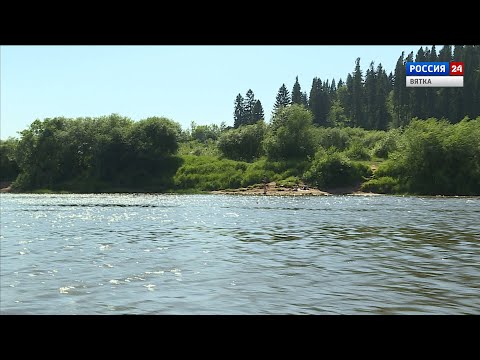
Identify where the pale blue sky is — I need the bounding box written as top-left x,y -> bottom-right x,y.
1,45 -> 429,139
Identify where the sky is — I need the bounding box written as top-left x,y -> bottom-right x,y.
0,45 -> 431,139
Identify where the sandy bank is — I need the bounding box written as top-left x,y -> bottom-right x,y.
210,182 -> 381,196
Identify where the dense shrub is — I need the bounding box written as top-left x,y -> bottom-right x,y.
218,121 -> 266,161
360,176 -> 400,193
264,105 -> 316,160
303,151 -> 372,188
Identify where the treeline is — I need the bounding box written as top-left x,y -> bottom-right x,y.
2,115 -> 183,192
232,45 -> 480,130
362,118 -> 480,195
3,109 -> 478,195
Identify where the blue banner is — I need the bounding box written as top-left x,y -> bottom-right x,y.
406,62 -> 450,76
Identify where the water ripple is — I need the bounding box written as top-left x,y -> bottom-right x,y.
1,193 -> 479,314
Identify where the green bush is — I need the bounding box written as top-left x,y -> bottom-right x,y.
277,176 -> 300,187
179,139 -> 220,157
373,117 -> 480,195
218,121 -> 266,161
344,141 -> 371,160
362,131 -> 387,149
372,128 -> 402,158
360,176 -> 399,194
0,138 -> 20,181
174,155 -> 247,191
264,105 -> 316,160
314,127 -> 350,151
303,152 -> 372,188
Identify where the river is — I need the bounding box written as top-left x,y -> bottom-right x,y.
1,194 -> 479,314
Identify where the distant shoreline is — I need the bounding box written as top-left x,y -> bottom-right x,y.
0,181 -> 380,196
2,181 -> 479,198
210,182 -> 381,196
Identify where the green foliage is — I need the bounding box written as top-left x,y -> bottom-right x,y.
174,155 -> 247,191
273,84 -> 291,113
313,126 -> 385,156
314,127 -> 350,151
129,117 -> 180,157
372,128 -> 402,158
0,138 -> 20,181
277,176 -> 300,187
309,77 -> 331,126
239,159 -> 278,187
328,99 -> 349,127
344,141 -> 371,161
234,93 -> 245,128
372,117 -> 480,195
179,139 -> 220,157
304,151 -> 372,189
291,76 -> 303,105
262,158 -> 311,180
217,121 -> 266,161
251,100 -> 265,124
12,114 -> 182,192
190,122 -> 222,143
264,105 -> 316,160
360,176 -> 400,194
173,154 -> 314,191
360,130 -> 386,149
233,90 -> 264,127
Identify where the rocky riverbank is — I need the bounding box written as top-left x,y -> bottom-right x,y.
210,182 -> 381,196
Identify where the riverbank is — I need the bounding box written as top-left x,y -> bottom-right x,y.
210,182 -> 381,196
0,181 -> 380,196
0,181 -> 12,192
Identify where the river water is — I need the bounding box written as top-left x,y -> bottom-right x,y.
1,194 -> 479,314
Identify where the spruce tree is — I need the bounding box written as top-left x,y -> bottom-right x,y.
392,52 -> 408,127
301,92 -> 308,107
291,76 -> 303,105
252,100 -> 264,123
273,84 -> 291,113
413,46 -> 428,119
244,89 -> 256,124
351,57 -> 365,127
234,93 -> 245,128
364,61 -> 377,129
375,64 -> 391,130
309,77 -> 322,125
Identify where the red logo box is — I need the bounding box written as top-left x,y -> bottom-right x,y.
450,62 -> 464,76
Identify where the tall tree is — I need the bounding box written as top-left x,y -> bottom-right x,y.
437,46 -> 455,121
412,46 -> 428,120
340,74 -> 353,126
244,89 -> 256,124
273,84 -> 291,113
364,61 -> 376,129
429,45 -> 438,62
330,79 -> 337,99
463,45 -> 480,119
264,104 -> 315,160
309,77 -> 322,125
450,45 -> 465,122
405,51 -> 415,123
252,100 -> 265,123
351,57 -> 365,127
375,63 -> 391,130
392,52 -> 409,127
291,76 -> 303,105
309,77 -> 330,126
233,93 -> 245,128
301,92 -> 308,107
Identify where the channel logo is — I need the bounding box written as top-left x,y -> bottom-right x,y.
406,62 -> 464,87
